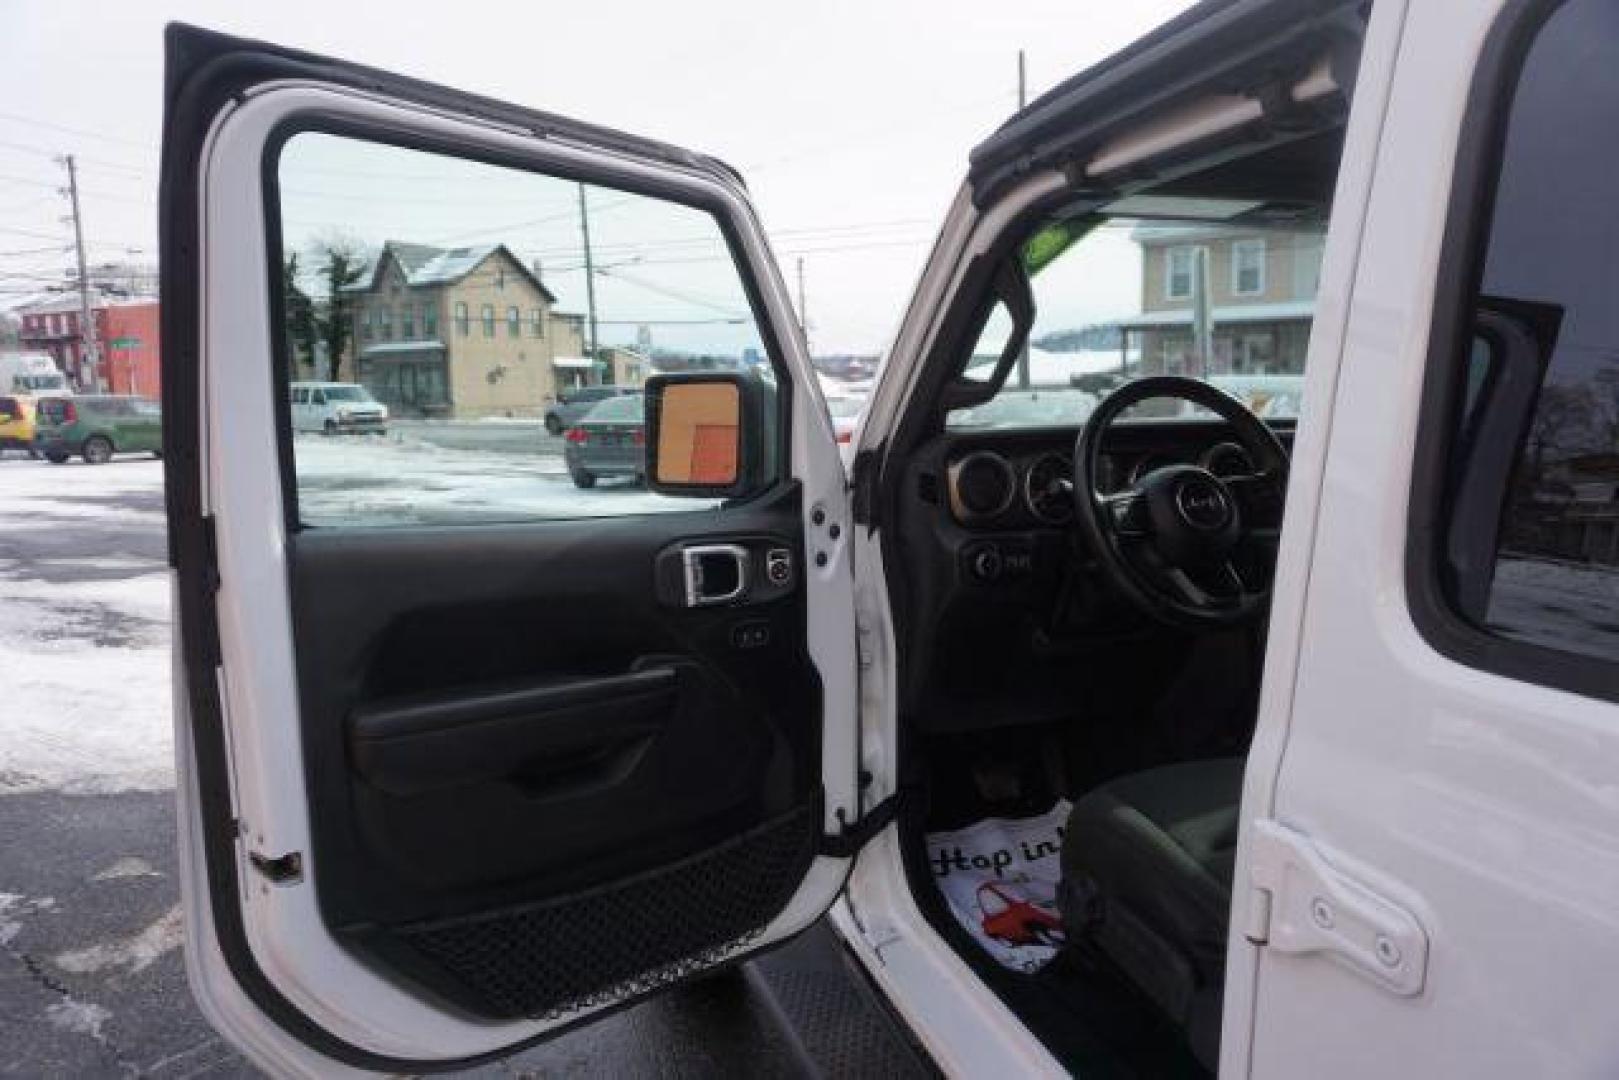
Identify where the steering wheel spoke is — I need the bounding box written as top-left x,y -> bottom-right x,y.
1101,490 -> 1151,538
1226,471 -> 1287,530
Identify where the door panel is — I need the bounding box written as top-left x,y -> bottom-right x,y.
161,22 -> 857,1072
288,493 -> 822,1019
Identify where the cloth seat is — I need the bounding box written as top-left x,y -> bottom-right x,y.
1059,756 -> 1244,1070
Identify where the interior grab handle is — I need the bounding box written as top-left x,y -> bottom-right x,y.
682,544 -> 750,607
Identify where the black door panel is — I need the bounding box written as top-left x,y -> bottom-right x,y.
287,483 -> 822,1018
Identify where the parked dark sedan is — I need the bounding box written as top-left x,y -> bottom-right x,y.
544,385 -> 639,436
562,393 -> 645,488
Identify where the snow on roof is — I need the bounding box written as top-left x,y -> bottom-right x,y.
1119,299 -> 1315,328
343,241 -> 556,300
552,356 -> 595,369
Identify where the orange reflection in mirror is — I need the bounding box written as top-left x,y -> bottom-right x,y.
656,383 -> 739,486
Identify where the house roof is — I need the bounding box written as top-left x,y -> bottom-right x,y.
344,241 -> 557,302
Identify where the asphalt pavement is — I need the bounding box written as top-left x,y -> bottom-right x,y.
0,453 -> 812,1078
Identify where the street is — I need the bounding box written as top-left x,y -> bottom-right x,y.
0,451 -> 810,1078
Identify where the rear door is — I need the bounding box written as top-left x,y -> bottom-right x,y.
160,24 -> 858,1075
1225,0 -> 1619,1074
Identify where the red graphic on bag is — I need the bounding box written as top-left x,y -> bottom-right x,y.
975,881 -> 1065,947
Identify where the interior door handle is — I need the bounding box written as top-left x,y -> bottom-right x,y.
682,544 -> 750,607
1245,819 -> 1430,996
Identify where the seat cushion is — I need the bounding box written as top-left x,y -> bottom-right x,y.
1059,756 -> 1244,1068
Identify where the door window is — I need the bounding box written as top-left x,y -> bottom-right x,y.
1428,0 -> 1619,672
274,132 -> 779,526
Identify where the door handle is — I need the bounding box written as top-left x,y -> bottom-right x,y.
1245,820 -> 1429,996
682,544 -> 750,607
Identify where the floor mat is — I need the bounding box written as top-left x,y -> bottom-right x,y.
925,800 -> 1071,973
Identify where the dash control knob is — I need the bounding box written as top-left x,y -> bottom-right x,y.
765,548 -> 794,587
966,543 -> 1004,584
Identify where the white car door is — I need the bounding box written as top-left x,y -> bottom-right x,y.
1225,0 -> 1619,1074
159,24 -> 860,1076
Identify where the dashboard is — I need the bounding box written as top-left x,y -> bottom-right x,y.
891,419 -> 1294,732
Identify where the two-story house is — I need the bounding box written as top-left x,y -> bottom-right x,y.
1125,224 -> 1324,377
341,241 -> 587,418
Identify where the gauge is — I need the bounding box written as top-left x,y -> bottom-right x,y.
1023,454 -> 1075,525
948,452 -> 1016,523
1199,441 -> 1256,478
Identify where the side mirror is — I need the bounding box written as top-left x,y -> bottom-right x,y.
644,372 -> 764,498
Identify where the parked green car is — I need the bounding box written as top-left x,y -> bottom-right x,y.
33,395 -> 163,464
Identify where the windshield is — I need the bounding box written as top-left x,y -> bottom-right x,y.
946,208 -> 1324,431
323,385 -> 375,402
14,374 -> 66,392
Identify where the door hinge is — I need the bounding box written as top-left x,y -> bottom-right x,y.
819,788 -> 903,860
1246,819 -> 1428,997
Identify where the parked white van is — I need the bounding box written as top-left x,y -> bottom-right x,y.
288,381 -> 388,436
159,1 -> 1619,1076
0,352 -> 70,395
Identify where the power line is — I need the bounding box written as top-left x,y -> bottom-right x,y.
0,110 -> 151,149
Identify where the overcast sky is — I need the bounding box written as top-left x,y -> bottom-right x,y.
2,0 -> 1192,353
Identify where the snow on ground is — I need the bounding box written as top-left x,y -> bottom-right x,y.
293,434 -> 705,526
0,459 -> 173,795
1488,555 -> 1619,658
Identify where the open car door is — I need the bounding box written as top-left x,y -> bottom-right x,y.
159,24 -> 859,1075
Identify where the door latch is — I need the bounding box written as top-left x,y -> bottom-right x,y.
1246,819 -> 1428,996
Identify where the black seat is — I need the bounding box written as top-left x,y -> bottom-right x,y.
1058,756 -> 1244,1070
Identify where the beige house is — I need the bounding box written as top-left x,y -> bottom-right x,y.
342,241 -> 586,418
1125,225 -> 1323,376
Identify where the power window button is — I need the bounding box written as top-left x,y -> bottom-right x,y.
765,548 -> 794,587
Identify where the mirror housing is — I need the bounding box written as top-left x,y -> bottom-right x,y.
644,372 -> 767,498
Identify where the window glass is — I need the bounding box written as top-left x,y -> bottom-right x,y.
947,210 -> 1321,431
275,132 -> 776,526
1442,0 -> 1619,665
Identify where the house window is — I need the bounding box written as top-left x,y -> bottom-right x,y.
1165,246 -> 1196,301
495,268 -> 506,289
424,304 -> 438,338
530,308 -> 544,337
401,303 -> 415,339
481,304 -> 495,337
454,302 -> 469,336
360,307 -> 373,341
507,305 -> 521,338
1232,239 -> 1266,297
379,305 -> 393,341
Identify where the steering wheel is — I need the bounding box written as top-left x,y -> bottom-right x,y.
1071,376 -> 1289,629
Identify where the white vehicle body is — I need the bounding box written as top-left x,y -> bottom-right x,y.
287,381 -> 388,435
161,1 -> 1619,1077
0,351 -> 70,395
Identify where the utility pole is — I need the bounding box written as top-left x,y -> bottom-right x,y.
796,257 -> 809,352
60,154 -> 101,392
1015,51 -> 1032,390
577,183 -> 600,384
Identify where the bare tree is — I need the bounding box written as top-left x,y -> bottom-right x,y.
282,253 -> 319,375
309,235 -> 370,382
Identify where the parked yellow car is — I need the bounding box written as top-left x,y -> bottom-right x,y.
0,394 -> 39,458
